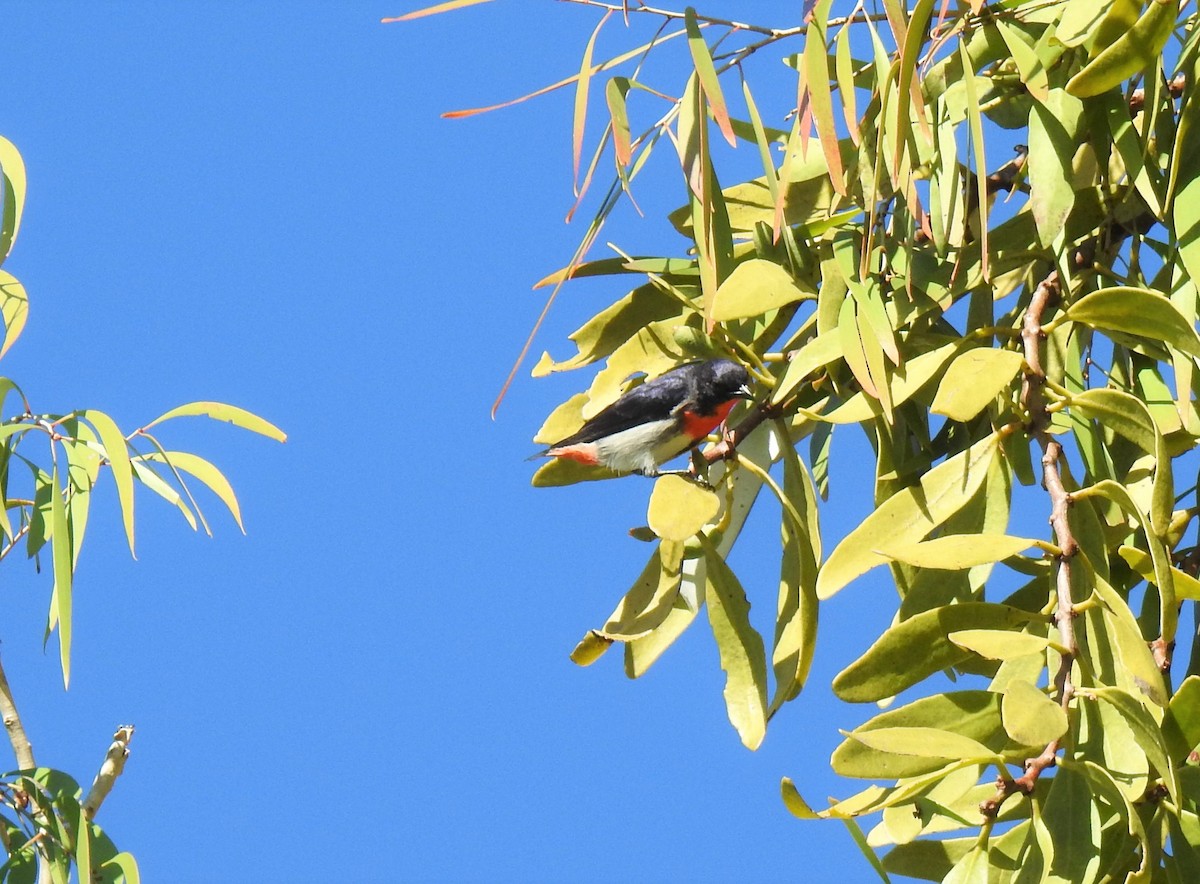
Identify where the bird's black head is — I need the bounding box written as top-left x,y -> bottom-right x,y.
695,359 -> 753,410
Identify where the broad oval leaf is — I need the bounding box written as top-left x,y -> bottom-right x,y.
833,603 -> 1038,702
930,348 -> 1024,421
1065,0 -> 1179,98
1001,679 -> 1068,745
599,541 -> 684,640
710,258 -> 814,322
1065,287 -> 1200,361
648,475 -> 719,541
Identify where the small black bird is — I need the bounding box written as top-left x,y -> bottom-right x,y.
535,359 -> 753,476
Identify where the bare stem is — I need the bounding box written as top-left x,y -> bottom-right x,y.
0,655 -> 34,770
82,726 -> 134,821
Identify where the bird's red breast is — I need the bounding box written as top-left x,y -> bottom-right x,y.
680,398 -> 739,441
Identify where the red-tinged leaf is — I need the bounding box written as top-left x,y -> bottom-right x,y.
684,8 -> 736,147
606,77 -> 633,168
805,0 -> 846,196
574,13 -> 611,194
833,21 -> 859,145
443,29 -> 687,119
381,0 -> 496,22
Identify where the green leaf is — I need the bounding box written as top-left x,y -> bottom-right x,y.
709,258 -> 814,322
949,629 -> 1053,661
833,603 -> 1039,702
0,136 -> 27,265
1092,686 -> 1179,800
684,7 -> 735,147
942,846 -> 988,884
648,475 -> 719,541
1066,0 -> 1179,98
804,0 -> 846,195
0,270 -> 29,358
834,690 -> 1040,779
82,410 -> 136,556
605,77 -> 632,168
49,465 -> 72,689
781,777 -> 821,819
772,331 -> 842,405
139,451 -> 243,533
569,630 -> 613,667
818,433 -> 1000,598
827,341 -> 959,424
1027,89 -> 1080,247
1040,762 -> 1101,883
1087,558 -> 1168,707
929,348 -> 1024,422
700,534 -> 767,750
845,726 -> 1003,765
143,401 -> 287,442
599,541 -> 684,640
881,535 -> 1038,570
1001,679 -> 1068,745
1162,675 -> 1200,761
1065,287 -> 1200,362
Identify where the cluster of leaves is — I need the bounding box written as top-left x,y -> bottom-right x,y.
0,135 -> 284,881
400,0 -> 1200,878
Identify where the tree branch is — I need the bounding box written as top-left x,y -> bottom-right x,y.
0,654 -> 34,770
82,725 -> 134,821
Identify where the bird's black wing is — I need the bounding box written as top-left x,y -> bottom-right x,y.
549,371 -> 692,447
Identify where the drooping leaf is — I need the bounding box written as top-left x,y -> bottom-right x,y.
49,465 -> 72,689
598,541 -> 684,640
82,410 -> 136,557
700,535 -> 768,750
1092,686 -> 1179,800
139,451 -> 244,533
1066,0 -> 1179,98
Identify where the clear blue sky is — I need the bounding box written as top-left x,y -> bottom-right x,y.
0,3 -> 909,881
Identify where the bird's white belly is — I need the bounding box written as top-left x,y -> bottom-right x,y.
594,419 -> 691,474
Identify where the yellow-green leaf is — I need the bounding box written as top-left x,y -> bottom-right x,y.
845,726 -> 1002,765
709,258 -> 814,322
881,534 -> 1038,570
83,410 -> 136,557
0,270 -> 28,358
570,630 -> 613,667
143,401 -> 286,441
140,451 -> 244,533
818,433 -> 1000,598
50,465 -> 72,689
1066,0 -> 1179,98
684,7 -> 735,147
1065,287 -> 1200,361
1092,686 -> 1179,800
833,603 -> 1038,702
949,629 -> 1053,661
599,541 -> 684,639
930,348 -> 1024,422
1002,679 -> 1067,745
0,136 -> 27,264
700,535 -> 767,750
648,475 -> 719,541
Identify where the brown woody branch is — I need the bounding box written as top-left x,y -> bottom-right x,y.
0,655 -> 34,770
981,269 -> 1081,819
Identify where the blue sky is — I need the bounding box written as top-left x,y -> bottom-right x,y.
0,3 -> 914,881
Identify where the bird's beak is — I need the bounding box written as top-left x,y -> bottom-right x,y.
737,384 -> 754,399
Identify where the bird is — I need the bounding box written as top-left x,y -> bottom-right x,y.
535,359 -> 754,477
